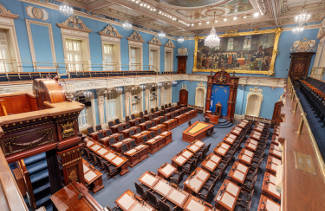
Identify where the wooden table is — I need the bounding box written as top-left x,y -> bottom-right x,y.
149,124 -> 166,134
240,148 -> 254,158
111,138 -> 135,153
213,142 -> 230,157
82,159 -> 103,193
182,121 -> 214,143
228,161 -> 249,185
121,126 -> 140,138
250,131 -> 262,141
224,136 -> 236,145
152,116 -> 165,125
257,194 -> 281,211
131,130 -> 151,144
172,149 -> 194,167
238,152 -> 253,166
238,121 -> 248,129
201,153 -> 221,173
231,126 -> 242,136
245,140 -> 258,152
145,135 -> 166,154
160,131 -> 172,144
269,147 -> 282,160
129,117 -> 142,126
138,171 -> 159,188
51,182 -> 103,211
111,122 -> 127,133
215,179 -> 241,211
262,179 -> 281,201
158,162 -> 177,179
85,139 -> 129,175
184,167 -> 210,194
139,120 -> 154,131
183,195 -> 214,211
115,189 -> 155,211
124,144 -> 149,167
187,140 -> 205,154
163,118 -> 178,130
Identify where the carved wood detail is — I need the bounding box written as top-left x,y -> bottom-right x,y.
149,36 -> 162,46
0,3 -> 19,19
57,15 -> 91,33
99,24 -> 122,38
165,39 -> 175,48
127,31 -> 144,43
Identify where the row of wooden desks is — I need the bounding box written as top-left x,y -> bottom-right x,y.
214,142 -> 231,157
137,171 -> 214,210
172,149 -> 194,167
262,172 -> 281,201
116,189 -> 155,211
201,153 -> 222,173
82,159 -> 104,193
228,161 -> 249,185
131,130 -> 151,144
230,126 -> 242,136
250,130 -> 262,141
266,155 -> 281,176
124,144 -> 150,167
157,162 -> 177,179
85,138 -> 129,175
215,179 -> 241,211
257,194 -> 281,211
238,148 -> 254,166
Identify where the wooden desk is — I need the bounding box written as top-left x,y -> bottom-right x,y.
262,179 -> 281,201
124,144 -> 149,167
163,118 -> 178,130
51,182 -> 103,211
121,126 -> 140,138
152,116 -> 165,125
201,153 -> 221,173
213,142 -> 230,157
238,121 -> 248,129
111,122 -> 127,133
240,148 -> 254,158
269,147 -> 282,160
183,195 -> 214,211
138,171 -> 159,188
228,161 -> 248,185
158,162 -> 177,179
111,138 -> 135,153
129,117 -> 142,126
172,149 -> 194,167
230,127 -> 242,136
266,156 -> 281,176
145,135 -> 166,154
139,120 -> 154,131
238,152 -> 253,166
184,167 -> 210,194
182,121 -> 214,143
187,140 -> 205,154
131,130 -> 151,144
215,179 -> 241,211
115,189 -> 155,211
82,159 -> 103,193
245,140 -> 258,152
160,131 -> 172,144
257,194 -> 281,211
224,136 -> 236,145
250,131 -> 262,141
149,124 -> 166,134
85,139 -> 129,175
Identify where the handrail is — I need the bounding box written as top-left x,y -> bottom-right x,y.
17,159 -> 36,209
287,77 -> 325,179
0,148 -> 28,211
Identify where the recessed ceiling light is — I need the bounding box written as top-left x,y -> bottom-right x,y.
191,23 -> 194,27
214,20 -> 218,23
206,21 -> 210,24
233,16 -> 237,20
253,12 -> 260,18
243,16 -> 247,19
198,22 -> 202,25
223,18 -> 227,22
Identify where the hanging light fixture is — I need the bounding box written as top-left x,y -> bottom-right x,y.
158,31 -> 166,38
177,37 -> 184,43
122,21 -> 133,30
292,3 -> 311,33
59,3 -> 73,16
204,12 -> 220,48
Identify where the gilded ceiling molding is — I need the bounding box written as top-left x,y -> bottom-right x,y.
0,3 -> 19,19
99,24 -> 122,38
149,36 -> 162,46
127,31 -> 144,43
57,15 -> 91,33
165,39 -> 175,48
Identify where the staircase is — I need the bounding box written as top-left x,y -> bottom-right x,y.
215,118 -> 233,128
24,153 -> 52,210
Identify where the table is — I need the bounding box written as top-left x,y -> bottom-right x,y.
184,167 -> 210,194
85,138 -> 129,175
158,163 -> 177,179
129,117 -> 142,126
172,149 -> 194,167
215,179 -> 241,211
251,131 -> 262,141
121,126 -> 140,138
231,127 -> 242,136
238,121 -> 248,129
163,118 -> 178,130
138,171 -> 159,188
245,140 -> 258,152
266,156 -> 281,175
111,138 -> 135,153
269,147 -> 282,160
187,140 -> 205,154
183,195 -> 214,211
238,152 -> 253,166
182,121 -> 214,143
124,144 -> 149,167
139,120 -> 154,131
160,131 -> 172,144
131,130 -> 151,144
201,153 -> 221,173
145,135 -> 166,154
214,142 -> 230,157
262,179 -> 281,200
111,122 -> 127,133
51,182 -> 103,211
240,148 -> 254,158
228,161 -> 249,185
224,136 -> 236,145
115,189 -> 155,211
257,194 -> 281,211
149,124 -> 166,134
152,116 -> 165,125
82,159 -> 103,193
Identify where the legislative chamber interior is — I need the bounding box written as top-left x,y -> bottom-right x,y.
1,0 -> 325,211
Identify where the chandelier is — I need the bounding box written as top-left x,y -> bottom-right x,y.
59,3 -> 73,16
158,31 -> 166,38
292,10 -> 311,33
122,21 -> 133,30
177,37 -> 184,43
204,12 -> 220,48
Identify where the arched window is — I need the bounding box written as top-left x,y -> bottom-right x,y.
245,88 -> 263,117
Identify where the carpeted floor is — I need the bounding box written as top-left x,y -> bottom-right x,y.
92,114 -> 272,210
92,114 -> 234,208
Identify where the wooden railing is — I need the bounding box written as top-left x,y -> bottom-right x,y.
17,159 -> 36,209
287,77 -> 325,179
0,148 -> 28,211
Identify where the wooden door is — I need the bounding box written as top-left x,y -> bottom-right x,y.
289,52 -> 314,80
177,56 -> 187,74
179,89 -> 188,105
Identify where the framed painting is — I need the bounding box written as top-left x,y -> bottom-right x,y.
193,28 -> 282,75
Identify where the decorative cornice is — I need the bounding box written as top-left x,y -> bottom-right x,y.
165,39 -> 175,48
149,36 -> 162,46
0,3 -> 19,19
128,31 -> 144,43
26,6 -> 48,20
57,15 -> 91,33
99,24 -> 122,38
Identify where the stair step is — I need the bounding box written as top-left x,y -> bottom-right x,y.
24,153 -> 46,166
28,160 -> 48,175
30,169 -> 49,184
33,183 -> 51,196
35,194 -> 51,208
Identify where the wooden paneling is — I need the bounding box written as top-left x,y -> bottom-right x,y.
177,56 -> 187,74
0,93 -> 39,116
289,52 -> 314,80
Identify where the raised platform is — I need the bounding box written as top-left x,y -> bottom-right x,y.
182,121 -> 214,143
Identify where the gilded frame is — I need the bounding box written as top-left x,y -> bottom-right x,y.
193,28 -> 282,75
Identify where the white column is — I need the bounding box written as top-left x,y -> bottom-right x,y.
90,94 -> 96,130
97,92 -> 105,128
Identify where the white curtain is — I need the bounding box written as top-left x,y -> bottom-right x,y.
0,30 -> 11,73
65,39 -> 83,72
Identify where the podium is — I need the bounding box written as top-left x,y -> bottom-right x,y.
205,103 -> 221,124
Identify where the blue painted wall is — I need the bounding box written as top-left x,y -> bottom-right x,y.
176,28 -> 320,78
0,0 -> 177,73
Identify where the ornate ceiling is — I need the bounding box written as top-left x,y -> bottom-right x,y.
56,0 -> 325,36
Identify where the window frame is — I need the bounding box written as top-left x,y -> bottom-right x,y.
101,35 -> 121,71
